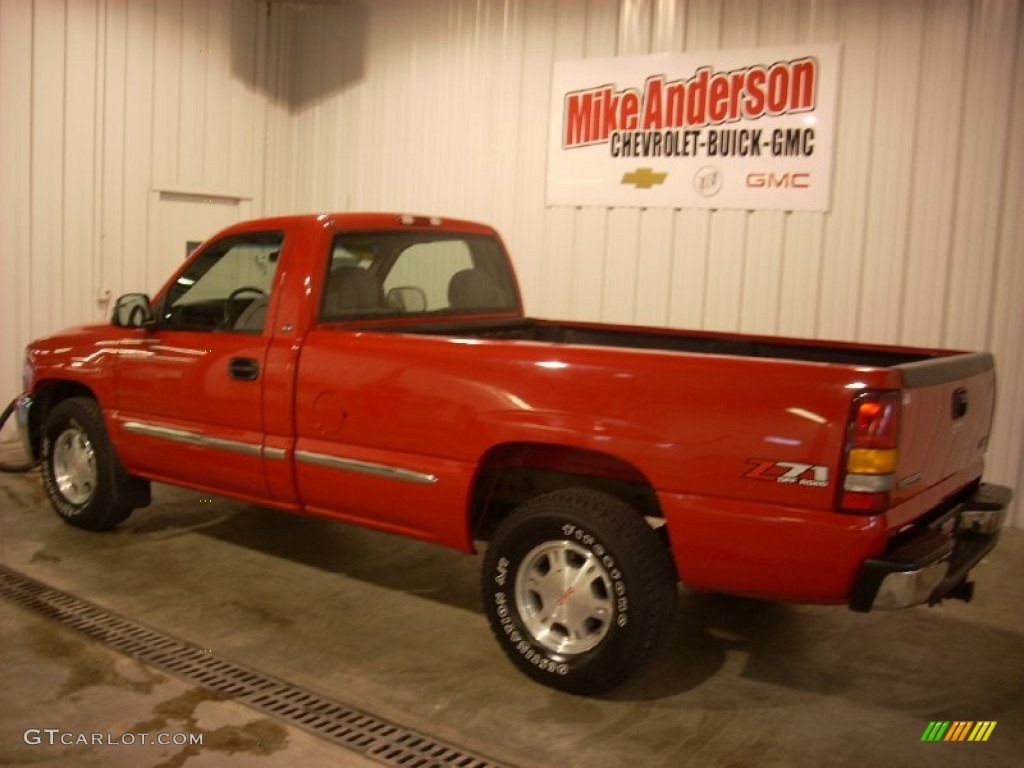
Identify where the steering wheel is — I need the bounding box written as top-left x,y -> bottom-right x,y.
222,286 -> 266,326
228,286 -> 266,302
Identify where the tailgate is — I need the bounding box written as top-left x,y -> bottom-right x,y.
888,352 -> 995,527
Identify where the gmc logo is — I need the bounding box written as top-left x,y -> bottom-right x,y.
746,172 -> 810,189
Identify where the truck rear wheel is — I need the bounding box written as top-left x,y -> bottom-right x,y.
41,397 -> 132,531
482,489 -> 677,694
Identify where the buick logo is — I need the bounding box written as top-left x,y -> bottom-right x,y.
693,166 -> 722,197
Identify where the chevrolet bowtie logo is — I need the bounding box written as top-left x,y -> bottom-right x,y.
621,168 -> 668,189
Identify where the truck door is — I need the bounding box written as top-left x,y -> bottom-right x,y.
293,230 -> 517,543
112,230 -> 284,501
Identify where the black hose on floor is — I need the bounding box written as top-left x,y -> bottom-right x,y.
0,396 -> 37,473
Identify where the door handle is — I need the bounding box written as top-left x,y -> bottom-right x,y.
952,388 -> 968,419
229,357 -> 260,381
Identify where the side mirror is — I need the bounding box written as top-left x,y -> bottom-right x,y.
112,293 -> 154,328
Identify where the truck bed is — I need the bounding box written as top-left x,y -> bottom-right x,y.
378,316 -> 948,369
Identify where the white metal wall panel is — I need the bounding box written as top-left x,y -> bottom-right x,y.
1,0 -> 1021,526
100,0 -> 127,305
151,0 -> 182,190
64,0 -> 101,333
816,0 -> 879,342
504,1 -> 550,314
179,1 -> 207,186
899,0 -> 970,348
986,2 -> 1024,508
857,0 -> 924,345
533,3 -> 583,320
775,1 -> 836,339
738,212 -> 784,333
121,0 -> 157,291
776,212 -> 825,336
0,0 -> 33,409
29,0 -> 67,342
668,210 -> 711,329
633,209 -> 675,326
945,0 -> 1018,352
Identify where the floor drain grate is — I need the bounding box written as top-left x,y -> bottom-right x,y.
0,564 -> 512,768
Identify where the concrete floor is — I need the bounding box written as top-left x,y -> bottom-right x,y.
1,439 -> 1021,767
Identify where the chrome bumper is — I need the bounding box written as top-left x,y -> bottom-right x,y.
850,484 -> 1012,612
14,394 -> 35,462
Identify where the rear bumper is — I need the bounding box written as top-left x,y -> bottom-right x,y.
850,483 -> 1012,611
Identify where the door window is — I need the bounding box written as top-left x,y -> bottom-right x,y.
160,232 -> 283,332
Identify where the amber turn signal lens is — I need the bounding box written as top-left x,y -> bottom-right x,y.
846,448 -> 898,475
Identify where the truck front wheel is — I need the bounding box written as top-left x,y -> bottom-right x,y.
41,397 -> 132,531
482,489 -> 677,694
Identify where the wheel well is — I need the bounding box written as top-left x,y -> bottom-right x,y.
470,443 -> 663,542
26,381 -> 98,455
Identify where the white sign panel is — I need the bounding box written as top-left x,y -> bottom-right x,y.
547,44 -> 839,211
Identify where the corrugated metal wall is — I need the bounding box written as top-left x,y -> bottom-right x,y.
1,0 -> 1021,525
0,0 -> 277,391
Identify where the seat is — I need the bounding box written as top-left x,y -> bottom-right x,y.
233,295 -> 269,331
231,250 -> 279,332
323,266 -> 386,317
448,268 -> 502,309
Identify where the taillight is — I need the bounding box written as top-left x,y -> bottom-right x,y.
839,391 -> 900,514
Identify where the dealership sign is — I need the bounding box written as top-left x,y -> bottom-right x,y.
547,44 -> 839,211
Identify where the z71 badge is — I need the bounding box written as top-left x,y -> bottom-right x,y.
744,459 -> 830,488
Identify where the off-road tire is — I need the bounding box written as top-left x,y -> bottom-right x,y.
41,397 -> 132,530
482,488 -> 677,694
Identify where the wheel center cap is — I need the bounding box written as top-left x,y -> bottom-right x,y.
555,586 -> 576,609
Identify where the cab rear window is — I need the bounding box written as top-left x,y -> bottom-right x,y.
320,232 -> 517,321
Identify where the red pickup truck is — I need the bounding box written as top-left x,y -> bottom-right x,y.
15,212 -> 1011,694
